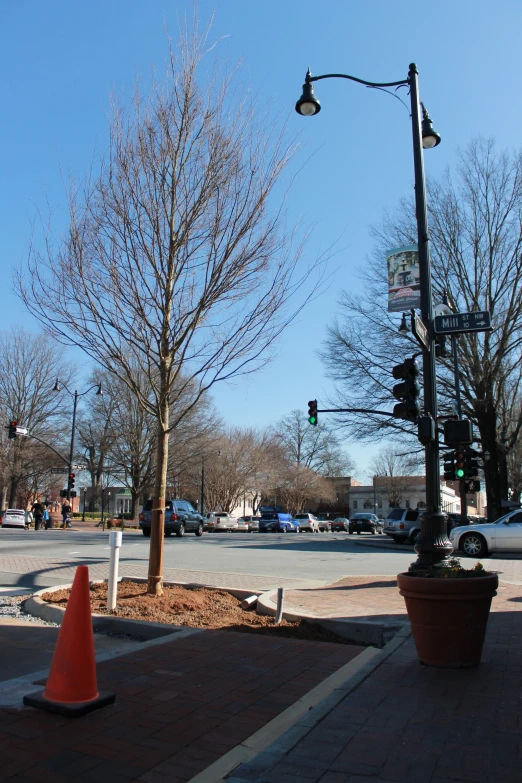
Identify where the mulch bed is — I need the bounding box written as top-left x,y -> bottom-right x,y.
41,580 -> 349,644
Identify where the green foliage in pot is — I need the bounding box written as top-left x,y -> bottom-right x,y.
423,558 -> 492,579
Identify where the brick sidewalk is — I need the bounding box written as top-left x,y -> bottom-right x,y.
0,556 -> 319,590
264,575 -> 522,622
0,630 -> 362,783
230,584 -> 522,783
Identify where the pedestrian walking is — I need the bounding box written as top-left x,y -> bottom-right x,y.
31,501 -> 45,531
43,507 -> 52,529
61,500 -> 72,529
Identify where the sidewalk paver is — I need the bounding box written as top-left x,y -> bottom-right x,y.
0,629 -> 363,782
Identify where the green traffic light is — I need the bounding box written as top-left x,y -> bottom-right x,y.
308,416 -> 316,425
456,468 -> 465,478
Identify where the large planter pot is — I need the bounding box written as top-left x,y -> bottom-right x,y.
397,572 -> 498,668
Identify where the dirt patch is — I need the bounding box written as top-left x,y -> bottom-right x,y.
40,581 -> 351,644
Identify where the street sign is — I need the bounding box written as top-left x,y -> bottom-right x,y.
72,464 -> 87,471
50,467 -> 67,474
434,311 -> 492,335
410,311 -> 429,351
15,426 -> 28,436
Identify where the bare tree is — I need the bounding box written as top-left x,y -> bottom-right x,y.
322,139 -> 522,520
19,21 -> 318,593
272,409 -> 355,476
201,427 -> 266,513
0,328 -> 73,507
276,464 -> 336,515
369,447 -> 419,509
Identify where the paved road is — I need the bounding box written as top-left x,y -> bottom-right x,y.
1,527 -> 521,591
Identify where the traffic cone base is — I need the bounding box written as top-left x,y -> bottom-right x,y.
23,565 -> 116,717
23,689 -> 116,717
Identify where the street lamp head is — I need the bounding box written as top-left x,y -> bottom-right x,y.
96,384 -> 103,396
52,378 -> 60,393
295,71 -> 321,116
421,104 -> 441,149
399,312 -> 410,334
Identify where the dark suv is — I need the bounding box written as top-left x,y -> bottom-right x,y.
139,499 -> 204,538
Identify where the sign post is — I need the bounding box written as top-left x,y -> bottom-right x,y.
434,311 -> 492,335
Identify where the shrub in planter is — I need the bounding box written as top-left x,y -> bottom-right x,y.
397,559 -> 498,669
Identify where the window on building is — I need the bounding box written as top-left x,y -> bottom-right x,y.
364,499 -> 373,509
405,499 -> 410,508
417,501 -> 426,510
352,500 -> 358,509
377,498 -> 382,508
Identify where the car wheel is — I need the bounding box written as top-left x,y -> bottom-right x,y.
357,531 -> 361,535
195,523 -> 203,537
461,532 -> 488,558
142,529 -> 151,537
176,523 -> 185,538
282,526 -> 287,533
295,525 -> 300,533
165,530 -> 172,537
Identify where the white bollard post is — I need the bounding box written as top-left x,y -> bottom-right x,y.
275,587 -> 285,624
107,530 -> 122,611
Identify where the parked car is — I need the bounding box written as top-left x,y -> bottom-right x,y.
139,499 -> 204,538
349,513 -> 384,535
259,512 -> 299,533
449,509 -> 522,557
206,512 -> 238,532
237,515 -> 260,532
294,513 -> 319,533
318,519 -> 332,532
383,508 -> 421,544
331,517 -> 350,532
1,509 -> 27,529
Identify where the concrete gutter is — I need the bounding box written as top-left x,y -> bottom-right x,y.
256,589 -> 406,648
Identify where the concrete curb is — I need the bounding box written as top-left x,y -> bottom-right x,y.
256,589 -> 406,648
186,626 -> 412,783
25,579 -> 266,639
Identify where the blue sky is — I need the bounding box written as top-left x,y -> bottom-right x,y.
2,1 -> 521,479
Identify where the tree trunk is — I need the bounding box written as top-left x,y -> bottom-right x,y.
477,407 -> 508,521
147,397 -> 169,596
131,490 -> 139,522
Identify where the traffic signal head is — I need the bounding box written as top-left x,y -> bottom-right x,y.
8,421 -> 17,440
455,451 -> 465,479
68,473 -> 76,490
307,399 -> 318,426
464,450 -> 480,479
392,357 -> 421,421
443,452 -> 456,481
60,489 -> 67,498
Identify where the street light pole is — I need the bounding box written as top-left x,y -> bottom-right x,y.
295,62 -> 451,569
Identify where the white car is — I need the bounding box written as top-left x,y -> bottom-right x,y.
449,509 -> 522,557
237,516 -> 260,532
294,513 -> 319,533
206,512 -> 238,532
1,509 -> 27,529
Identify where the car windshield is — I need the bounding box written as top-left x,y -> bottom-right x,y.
495,512 -> 515,525
6,510 -> 24,515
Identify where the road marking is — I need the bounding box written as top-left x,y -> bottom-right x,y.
68,551 -> 80,554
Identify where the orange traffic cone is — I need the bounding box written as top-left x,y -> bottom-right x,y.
24,565 -> 116,716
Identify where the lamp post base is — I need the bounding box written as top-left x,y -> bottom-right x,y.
409,510 -> 453,571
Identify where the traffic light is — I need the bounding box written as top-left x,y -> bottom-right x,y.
465,479 -> 481,493
435,335 -> 448,358
464,450 -> 480,479
443,452 -> 456,481
8,421 -> 17,440
68,473 -> 76,491
392,357 -> 421,421
60,489 -> 67,498
455,450 -> 466,480
307,399 -> 318,426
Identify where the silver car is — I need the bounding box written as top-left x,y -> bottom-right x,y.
449,509 -> 522,557
1,509 -> 27,529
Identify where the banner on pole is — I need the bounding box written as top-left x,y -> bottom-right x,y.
386,244 -> 420,313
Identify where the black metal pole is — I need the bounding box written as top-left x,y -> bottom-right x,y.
451,335 -> 468,525
67,391 -> 78,504
408,63 -> 452,570
200,458 -> 205,516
